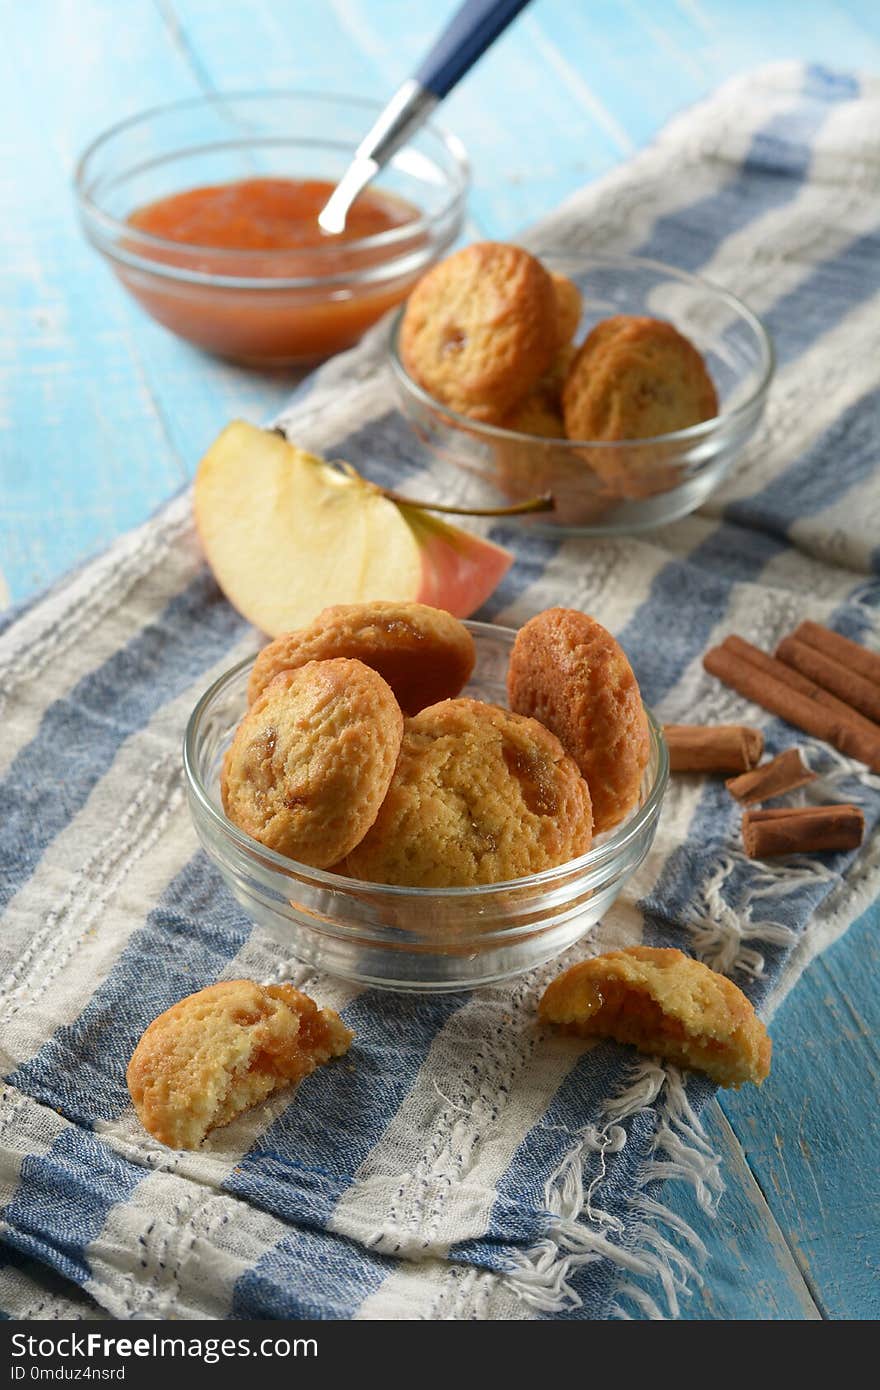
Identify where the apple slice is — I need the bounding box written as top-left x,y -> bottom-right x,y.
194,420 -> 513,636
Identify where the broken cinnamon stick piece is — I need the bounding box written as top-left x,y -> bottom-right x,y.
726,748 -> 816,804
742,803 -> 864,858
703,637 -> 880,772
793,620 -> 880,689
776,635 -> 880,724
664,723 -> 764,773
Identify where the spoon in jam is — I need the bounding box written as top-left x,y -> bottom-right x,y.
318,0 -> 533,235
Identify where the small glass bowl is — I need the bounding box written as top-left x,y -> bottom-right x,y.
183,622 -> 668,992
75,90 -> 469,365
389,253 -> 774,534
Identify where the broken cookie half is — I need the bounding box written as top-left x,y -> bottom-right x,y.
539,945 -> 770,1088
127,979 -> 353,1149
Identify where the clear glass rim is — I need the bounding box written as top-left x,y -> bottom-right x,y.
182,620 -> 669,901
388,252 -> 776,449
74,88 -> 470,290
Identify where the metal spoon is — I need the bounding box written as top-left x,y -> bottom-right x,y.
318,0 -> 533,235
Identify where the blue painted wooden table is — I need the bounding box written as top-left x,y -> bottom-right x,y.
2,0 -> 878,1320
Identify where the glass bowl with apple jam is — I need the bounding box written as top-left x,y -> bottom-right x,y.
75,91 -> 468,365
184,622 -> 668,993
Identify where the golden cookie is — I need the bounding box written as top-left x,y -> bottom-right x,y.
562,314 -> 718,442
127,980 -> 354,1149
494,419 -> 613,528
558,316 -> 703,500
507,608 -> 650,834
541,342 -> 576,394
551,273 -> 582,346
504,387 -> 565,440
400,242 -> 559,423
497,347 -> 613,525
502,346 -> 574,439
561,315 -> 632,392
248,601 -> 475,716
497,445 -> 615,527
222,657 -> 403,867
343,697 -> 593,887
539,946 -> 771,1088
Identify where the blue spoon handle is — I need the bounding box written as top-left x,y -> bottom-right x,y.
414,0 -> 534,100
319,0 -> 533,232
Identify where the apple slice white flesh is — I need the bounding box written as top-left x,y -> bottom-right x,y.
194,420 -> 513,636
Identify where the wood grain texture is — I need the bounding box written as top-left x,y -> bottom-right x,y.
670,1101 -> 821,1320
2,0 -> 880,1321
719,900 -> 880,1318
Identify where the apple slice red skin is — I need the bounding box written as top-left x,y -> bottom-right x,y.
194,420 -> 514,635
398,502 -> 512,618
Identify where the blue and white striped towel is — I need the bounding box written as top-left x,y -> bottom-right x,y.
2,62 -> 879,1321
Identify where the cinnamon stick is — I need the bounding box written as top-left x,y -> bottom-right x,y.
703,636 -> 880,772
726,748 -> 816,804
793,619 -> 880,689
742,803 -> 864,858
664,723 -> 764,773
721,637 -> 880,741
776,634 -> 880,724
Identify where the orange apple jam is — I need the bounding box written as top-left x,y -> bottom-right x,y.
123,177 -> 422,363
130,177 -> 417,251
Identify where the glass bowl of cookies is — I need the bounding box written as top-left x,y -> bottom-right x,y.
183,604 -> 668,992
388,247 -> 774,533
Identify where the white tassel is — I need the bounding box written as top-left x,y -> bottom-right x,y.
610,1282 -> 665,1320
802,739 -> 880,795
684,851 -> 805,978
504,1060 -> 720,1319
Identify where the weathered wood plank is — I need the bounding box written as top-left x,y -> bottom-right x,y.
719,899 -> 880,1319
0,0 -> 197,600
669,1101 -> 822,1320
681,0 -> 880,70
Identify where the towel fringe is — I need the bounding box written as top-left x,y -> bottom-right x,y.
505,1060 -> 724,1318
684,852 -> 808,978
803,739 -> 880,794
